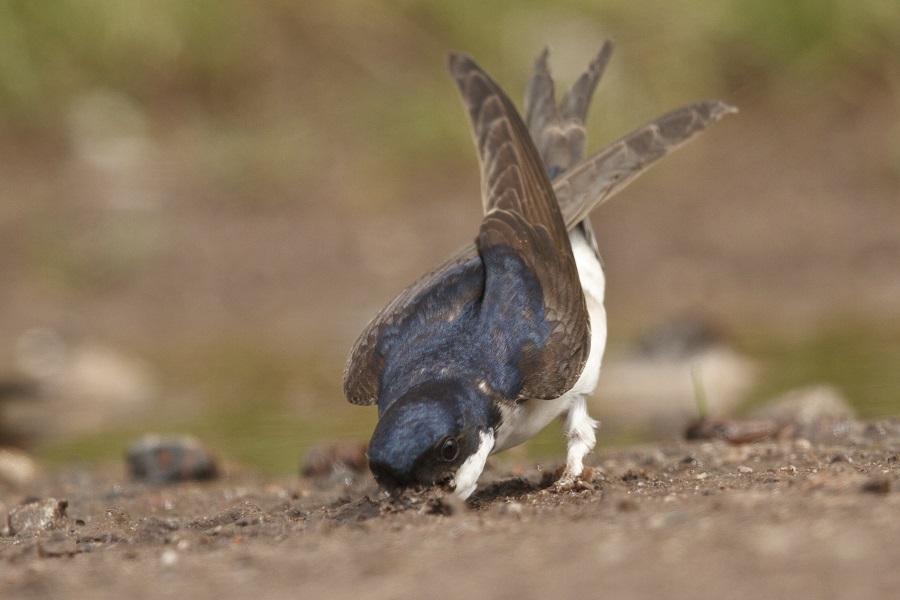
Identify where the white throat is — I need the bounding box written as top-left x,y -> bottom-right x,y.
453,430 -> 495,500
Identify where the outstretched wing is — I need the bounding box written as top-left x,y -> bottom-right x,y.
448,53 -> 591,400
440,98 -> 736,262
554,100 -> 737,226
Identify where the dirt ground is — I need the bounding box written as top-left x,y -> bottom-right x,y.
2,423 -> 899,600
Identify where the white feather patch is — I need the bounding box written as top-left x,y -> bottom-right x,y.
453,430 -> 494,500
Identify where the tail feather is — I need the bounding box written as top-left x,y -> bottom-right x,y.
560,41 -> 613,125
524,42 -> 614,255
524,42 -> 613,179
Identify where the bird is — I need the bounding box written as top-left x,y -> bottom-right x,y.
343,42 -> 735,499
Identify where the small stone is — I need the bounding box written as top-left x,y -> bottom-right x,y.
160,549 -> 179,566
492,501 -> 523,518
127,435 -> 218,483
617,498 -> 639,512
685,417 -> 776,444
753,384 -> 855,427
737,466 -> 754,474
7,498 -> 68,537
862,421 -> 896,441
861,478 -> 891,495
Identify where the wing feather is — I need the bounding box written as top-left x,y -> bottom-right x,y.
342,49 -> 735,407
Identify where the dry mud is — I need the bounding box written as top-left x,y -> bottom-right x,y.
2,432 -> 899,600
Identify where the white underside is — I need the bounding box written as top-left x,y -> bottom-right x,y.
453,229 -> 607,498
493,229 -> 606,453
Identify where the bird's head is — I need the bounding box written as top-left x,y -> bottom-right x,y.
366,381 -> 494,499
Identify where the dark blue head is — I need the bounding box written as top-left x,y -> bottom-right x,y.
367,381 -> 492,492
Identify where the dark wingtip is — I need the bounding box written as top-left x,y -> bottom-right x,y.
535,45 -> 550,69
594,39 -> 615,66
446,52 -> 476,77
559,38 -> 616,124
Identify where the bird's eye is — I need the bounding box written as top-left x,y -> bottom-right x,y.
440,438 -> 459,462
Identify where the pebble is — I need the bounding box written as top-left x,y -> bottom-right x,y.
7,498 -> 69,537
752,384 -> 854,427
492,501 -> 523,518
685,417 -> 777,444
160,549 -> 179,566
738,466 -> 754,474
860,478 -> 891,495
794,438 -> 812,451
127,435 -> 218,483
505,502 -> 523,515
617,498 -> 639,512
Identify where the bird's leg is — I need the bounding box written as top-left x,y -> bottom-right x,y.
555,396 -> 598,490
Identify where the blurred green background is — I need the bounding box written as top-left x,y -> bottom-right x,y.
0,0 -> 898,473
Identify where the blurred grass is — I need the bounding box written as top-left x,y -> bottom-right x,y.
38,408 -> 377,475
2,1 -> 898,164
741,320 -> 900,420
0,1 -> 248,128
38,337 -> 378,473
3,0 -> 898,227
